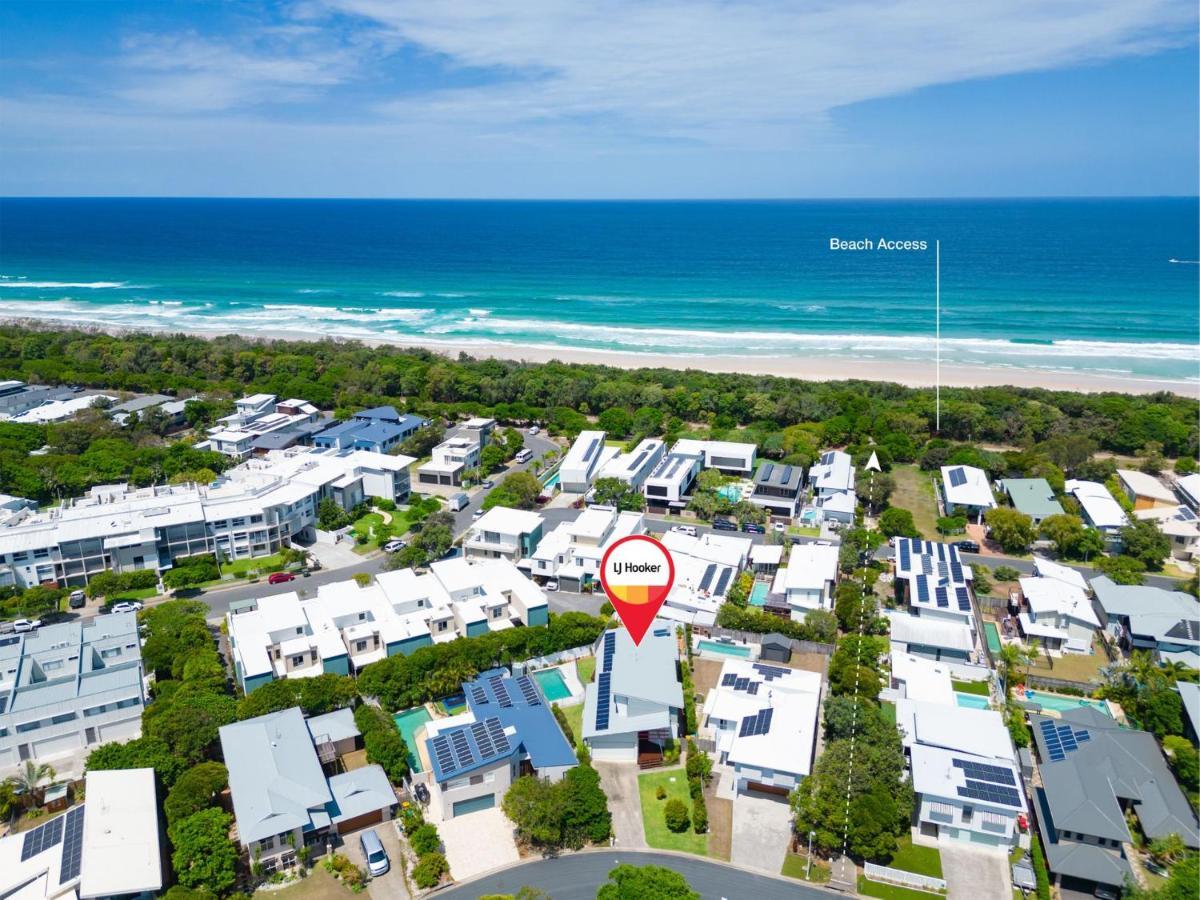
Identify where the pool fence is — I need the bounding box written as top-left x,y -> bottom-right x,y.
863,862 -> 946,894
705,626 -> 834,657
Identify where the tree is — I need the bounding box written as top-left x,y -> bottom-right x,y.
834,580 -> 876,633
1119,518 -> 1171,571
409,823 -> 442,856
936,515 -> 967,535
236,673 -> 357,720
353,703 -> 411,782
859,471 -> 895,512
993,565 -> 1021,582
1038,514 -> 1086,557
165,762 -> 228,827
591,477 -> 646,511
482,471 -> 542,510
984,507 -> 1035,553
597,864 -> 699,900
86,735 -> 187,786
503,775 -> 563,846
480,443 -> 508,473
168,808 -> 239,894
5,760 -> 55,808
663,798 -> 690,832
317,497 -> 352,531
724,571 -> 754,608
1095,554 -> 1146,585
879,507 -> 919,538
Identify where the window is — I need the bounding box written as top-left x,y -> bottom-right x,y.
100,647 -> 122,659
50,712 -> 76,725
260,836 -> 276,851
16,720 -> 41,734
961,805 -> 973,822
356,640 -> 368,652
42,659 -> 64,672
437,621 -> 447,632
292,655 -> 305,667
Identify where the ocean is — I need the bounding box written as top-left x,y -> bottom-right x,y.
0,197 -> 1196,384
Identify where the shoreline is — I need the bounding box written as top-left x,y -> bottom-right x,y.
4,317 -> 1195,396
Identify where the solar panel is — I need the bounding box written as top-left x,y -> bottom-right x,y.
21,814 -> 64,861
757,708 -> 774,734
431,735 -> 457,775
602,631 -> 616,673
916,577 -> 930,604
738,714 -> 755,737
451,730 -> 475,768
953,759 -> 1016,786
950,560 -> 965,583
59,806 -> 84,882
722,673 -> 737,686
949,467 -> 967,487
489,675 -> 513,708
469,685 -> 489,707
747,682 -> 760,695
734,677 -> 749,691
517,675 -> 542,706
935,586 -> 948,608
714,568 -> 733,596
470,721 -> 495,758
487,718 -> 511,754
753,664 -> 789,680
957,780 -> 1022,808
1075,730 -> 1090,742
955,587 -> 971,611
581,437 -> 600,463
699,564 -> 717,591
595,672 -> 612,731
761,463 -> 774,480
899,542 -> 911,571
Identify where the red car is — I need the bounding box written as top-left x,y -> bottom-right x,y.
268,572 -> 296,585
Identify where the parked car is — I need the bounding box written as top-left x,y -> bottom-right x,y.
359,829 -> 390,878
267,572 -> 295,584
68,589 -> 86,609
109,602 -> 142,615
956,540 -> 981,553
448,492 -> 469,512
741,523 -> 765,534
527,425 -> 540,435
12,618 -> 41,633
545,580 -> 559,592
671,524 -> 698,537
481,479 -> 495,488
772,522 -> 787,533
813,540 -> 832,546
382,539 -> 408,553
472,508 -> 484,519
712,518 -> 737,531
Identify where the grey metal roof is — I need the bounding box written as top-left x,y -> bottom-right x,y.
326,765 -> 394,824
1090,576 -> 1200,647
306,708 -> 359,744
1179,681 -> 1200,739
754,462 -> 803,491
218,708 -> 333,845
1000,478 -> 1065,520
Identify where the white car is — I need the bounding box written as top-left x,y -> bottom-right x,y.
110,601 -> 143,614
772,522 -> 787,533
528,425 -> 540,435
382,539 -> 408,553
545,580 -> 559,592
12,618 -> 41,633
359,830 -> 390,877
472,508 -> 484,519
671,525 -> 698,537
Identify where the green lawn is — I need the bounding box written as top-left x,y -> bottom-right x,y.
222,552 -> 288,576
951,679 -> 990,697
637,769 -> 709,856
109,586 -> 158,602
880,701 -> 897,725
884,835 -> 943,878
576,655 -> 596,684
560,701 -> 584,749
891,465 -> 941,539
782,853 -> 830,883
858,876 -> 943,900
788,525 -> 821,537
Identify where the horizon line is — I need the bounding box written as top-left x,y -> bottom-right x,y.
2,194 -> 1198,203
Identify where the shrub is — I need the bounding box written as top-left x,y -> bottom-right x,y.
663,798 -> 690,833
692,794 -> 708,834
164,762 -> 228,827
655,785 -> 667,800
353,572 -> 371,587
409,822 -> 442,856
552,704 -> 576,747
353,703 -> 410,782
993,565 -> 1021,582
412,852 -> 449,889
325,853 -> 366,889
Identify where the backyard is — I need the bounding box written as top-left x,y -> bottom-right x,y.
560,701 -> 584,749
951,679 -> 990,696
891,465 -> 941,539
576,655 -> 596,684
637,769 -> 709,856
1022,638 -> 1112,685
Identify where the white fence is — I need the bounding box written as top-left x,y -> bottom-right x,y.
863,862 -> 947,894
513,643 -> 594,673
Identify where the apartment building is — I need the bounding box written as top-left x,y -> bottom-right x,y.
642,452 -> 702,512
748,461 -> 804,519
314,406 -> 428,454
203,394 -> 322,459
0,447 -> 414,589
527,504 -> 646,590
0,613 -> 146,778
596,438 -> 667,490
463,506 -> 545,562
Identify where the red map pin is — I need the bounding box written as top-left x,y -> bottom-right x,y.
599,534 -> 675,646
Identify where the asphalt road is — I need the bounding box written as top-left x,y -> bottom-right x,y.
436,850 -> 828,900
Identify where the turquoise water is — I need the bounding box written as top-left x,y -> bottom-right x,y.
393,706 -> 433,773
717,485 -> 743,502
0,198 -> 1196,384
800,509 -> 820,524
1025,690 -> 1110,716
543,472 -> 561,489
531,668 -> 571,701
698,640 -> 753,658
749,582 -> 769,607
955,692 -> 991,709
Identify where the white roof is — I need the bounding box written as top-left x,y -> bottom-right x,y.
897,698 -> 1015,760
670,438 -> 756,462
660,530 -> 752,569
568,505 -> 620,541
810,449 -> 855,493
782,542 -> 839,591
1019,576 -> 1100,628
910,742 -> 1025,814
597,438 -> 665,483
80,768 -> 163,898
941,465 -> 996,509
9,394 -> 117,424
1065,479 -> 1129,530
471,505 -> 544,535
890,651 -> 956,706
1176,473 -> 1200,507
1117,469 -> 1176,503
1032,556 -> 1090,592
886,611 -> 975,653
749,543 -> 784,565
561,430 -> 607,472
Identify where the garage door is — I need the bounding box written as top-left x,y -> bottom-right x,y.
337,809 -> 384,833
745,782 -> 790,798
33,732 -> 80,758
452,794 -> 495,817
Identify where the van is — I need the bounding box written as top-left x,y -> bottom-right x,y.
448,492 -> 469,512
359,829 -> 390,877
515,448 -> 533,464
68,590 -> 86,609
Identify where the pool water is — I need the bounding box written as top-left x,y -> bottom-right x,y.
955,692 -> 991,709
1025,690 -> 1110,717
531,667 -> 572,701
717,485 -> 743,502
984,622 -> 1003,654
393,706 -> 433,773
542,471 -> 561,489
799,509 -> 820,524
697,640 -> 753,658
749,582 -> 769,607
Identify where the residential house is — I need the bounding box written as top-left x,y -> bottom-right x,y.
203,394 -> 321,459
1065,479 -> 1129,550
885,612 -> 984,678
526,505 -> 645,590
748,543 -> 784,576
886,650 -> 956,706
596,438 -> 667,490
642,452 -> 702,512
11,394 -> 118,425
1134,504 -> 1200,562
700,659 -> 822,796
809,450 -> 857,523
772,542 -> 839,621
314,407 -> 427,454
416,435 -> 481,487
897,700 -> 1026,848
1178,680 -> 1200,744
560,430 -> 619,493
0,380 -> 75,420
421,668 -> 576,820
657,530 -> 752,628
1030,707 -> 1199,896
220,707 -> 396,873
998,478 -> 1064,524
940,465 -> 996,522
1175,473 -> 1200,511
1090,576 -> 1199,668
892,538 -> 977,628
463,506 -> 545,563
1016,557 -> 1099,655
0,767 -> 163,900
1116,468 -> 1177,510
583,628 -> 684,764
0,613 -> 146,779
670,439 -> 756,476
748,461 -> 804,519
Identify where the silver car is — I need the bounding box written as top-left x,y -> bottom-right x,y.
359,829 -> 390,877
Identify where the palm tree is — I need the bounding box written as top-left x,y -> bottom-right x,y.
997,643 -> 1031,698
6,760 -> 56,809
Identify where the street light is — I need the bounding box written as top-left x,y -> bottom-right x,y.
806,830 -> 816,879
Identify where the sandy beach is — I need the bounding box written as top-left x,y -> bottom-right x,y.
6,316 -> 1186,397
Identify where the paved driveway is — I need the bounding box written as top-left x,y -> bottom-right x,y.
437,807 -> 521,882
730,793 -> 792,874
595,762 -> 645,848
339,821 -> 411,900
940,841 -> 1011,900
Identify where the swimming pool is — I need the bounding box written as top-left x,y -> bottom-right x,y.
717,485 -> 743,502
799,508 -> 820,524
749,582 -> 769,607
542,471 -> 561,489
984,621 -> 1003,654
393,706 -> 433,773
955,692 -> 991,709
1024,690 -> 1110,717
697,639 -> 753,658
531,667 -> 572,701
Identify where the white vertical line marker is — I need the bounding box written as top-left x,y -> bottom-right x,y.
936,239 -> 941,433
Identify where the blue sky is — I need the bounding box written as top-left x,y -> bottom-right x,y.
1,0 -> 1197,198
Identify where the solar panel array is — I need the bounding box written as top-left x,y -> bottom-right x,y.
955,587 -> 972,611
602,631 -> 616,672
899,541 -> 911,571
699,564 -> 717,592
935,586 -> 948,608
21,813 -> 64,861
488,718 -> 511,754
59,805 -> 84,882
470,721 -> 497,758
469,685 -> 489,707
489,675 -> 513,708
916,577 -> 930,604
737,707 -> 774,737
595,672 -> 612,731
949,467 -> 967,487
1038,719 -> 1090,762
747,682 -> 760,695
957,779 -> 1022,808
516,675 -> 542,706
722,673 -> 736,686
953,758 -> 1016,786
431,734 -> 457,774
714,568 -> 733,596
753,663 -> 789,681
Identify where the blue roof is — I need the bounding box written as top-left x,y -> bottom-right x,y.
351,421 -> 407,446
426,668 -> 576,783
313,420 -> 361,444
354,405 -> 403,422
